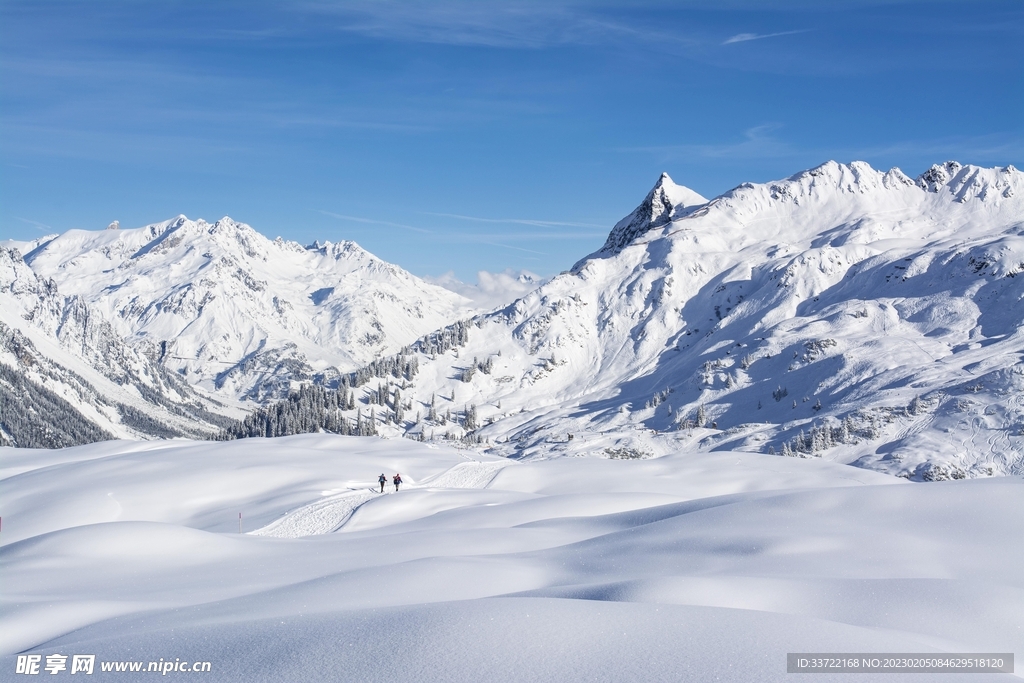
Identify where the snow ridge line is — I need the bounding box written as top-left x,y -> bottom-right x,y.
249,459 -> 511,538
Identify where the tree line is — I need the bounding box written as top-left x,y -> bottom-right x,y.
220,319 -> 479,441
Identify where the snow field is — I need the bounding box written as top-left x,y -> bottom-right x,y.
0,435 -> 493,545
2,434 -> 1022,681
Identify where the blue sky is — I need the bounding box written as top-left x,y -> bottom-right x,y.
2,1 -> 1021,281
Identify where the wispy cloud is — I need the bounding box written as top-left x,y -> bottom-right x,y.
14,216 -> 54,232
452,232 -> 606,243
723,29 -> 810,45
318,210 -> 433,234
0,121 -> 253,164
625,126 -> 1024,176
317,210 -> 605,244
844,133 -> 1024,164
1,57 -> 436,137
479,241 -> 548,255
623,123 -> 799,161
213,27 -> 299,41
297,0 -> 719,54
425,212 -> 605,229
305,0 -> 626,49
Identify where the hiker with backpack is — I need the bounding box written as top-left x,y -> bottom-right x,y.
393,473 -> 402,492
378,473 -> 387,493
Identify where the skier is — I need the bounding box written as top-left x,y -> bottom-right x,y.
393,473 -> 402,492
378,473 -> 387,494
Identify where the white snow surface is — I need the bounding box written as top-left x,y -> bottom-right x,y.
21,216 -> 473,401
2,434 -> 1022,681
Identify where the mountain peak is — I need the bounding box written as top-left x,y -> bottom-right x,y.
306,238 -> 371,261
913,161 -> 1022,202
587,173 -> 708,262
652,172 -> 707,209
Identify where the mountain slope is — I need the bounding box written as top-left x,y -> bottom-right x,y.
22,217 -> 473,401
229,161 -> 1024,480
0,247 -> 239,446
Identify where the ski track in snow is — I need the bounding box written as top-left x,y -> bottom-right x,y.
421,459 -> 510,489
249,489 -> 377,538
251,459 -> 510,538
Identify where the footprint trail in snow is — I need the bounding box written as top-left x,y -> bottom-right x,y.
250,459 -> 510,538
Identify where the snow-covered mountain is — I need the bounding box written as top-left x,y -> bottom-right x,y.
8,160 -> 1024,479
232,161 -> 1024,480
21,216 -> 473,401
0,247 -> 239,446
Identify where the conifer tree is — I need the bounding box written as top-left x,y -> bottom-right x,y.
696,403 -> 707,428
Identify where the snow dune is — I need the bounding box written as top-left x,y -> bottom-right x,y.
2,435 -> 1021,681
